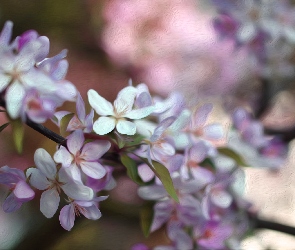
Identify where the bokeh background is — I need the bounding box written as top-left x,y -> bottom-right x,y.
0,0 -> 295,249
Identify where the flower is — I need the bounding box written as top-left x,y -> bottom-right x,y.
27,148 -> 94,218
59,196 -> 108,231
88,85 -> 154,135
0,165 -> 35,212
54,130 -> 111,181
0,21 -> 76,121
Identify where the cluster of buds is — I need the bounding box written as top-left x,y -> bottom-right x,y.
0,21 -> 289,249
211,0 -> 295,80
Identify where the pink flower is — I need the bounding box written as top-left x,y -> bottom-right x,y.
54,130 -> 111,181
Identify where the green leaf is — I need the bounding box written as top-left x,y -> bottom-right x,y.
11,119 -> 24,154
0,122 -> 10,133
218,147 -> 249,167
60,113 -> 74,136
153,161 -> 179,203
137,155 -> 179,203
120,154 -> 144,185
140,201 -> 154,237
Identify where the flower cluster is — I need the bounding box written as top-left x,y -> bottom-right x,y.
0,21 -> 76,123
211,0 -> 295,80
0,20 -> 290,249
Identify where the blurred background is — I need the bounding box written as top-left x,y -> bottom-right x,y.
0,0 -> 295,249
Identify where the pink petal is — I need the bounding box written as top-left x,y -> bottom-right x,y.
13,180 -> 35,201
67,130 -> 84,155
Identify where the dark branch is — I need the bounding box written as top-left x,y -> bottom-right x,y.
253,216 -> 295,236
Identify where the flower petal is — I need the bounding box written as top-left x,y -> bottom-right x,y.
3,193 -> 22,213
59,204 -> 75,231
67,129 -> 84,155
6,82 -> 25,119
34,148 -> 57,179
54,146 -> 73,167
27,168 -> 49,190
40,188 -> 60,218
79,204 -> 102,220
13,180 -> 35,201
125,106 -> 154,120
116,120 -> 136,135
81,141 -> 111,161
87,89 -> 114,116
76,92 -> 86,121
93,117 -> 116,135
80,161 -> 106,179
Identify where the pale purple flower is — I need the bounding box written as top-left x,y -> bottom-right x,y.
154,221 -> 193,250
59,196 -> 107,231
196,221 -> 233,250
142,116 -> 176,165
27,148 -> 94,218
67,92 -> 94,132
88,86 -> 154,135
181,141 -> 214,187
54,130 -> 111,181
186,104 -> 224,143
0,21 -> 76,120
0,165 -> 35,212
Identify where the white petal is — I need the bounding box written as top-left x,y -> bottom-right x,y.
0,74 -> 11,92
40,189 -> 60,218
87,89 -> 114,116
80,161 -> 106,179
53,146 -> 73,167
93,117 -> 116,135
67,130 -> 84,155
116,120 -> 136,135
193,103 -> 213,129
59,204 -> 75,231
125,106 -> 154,120
6,82 -> 25,119
62,180 -> 94,201
27,168 -> 50,190
79,204 -> 101,220
34,148 -> 57,179
203,124 -> 224,140
211,190 -> 233,208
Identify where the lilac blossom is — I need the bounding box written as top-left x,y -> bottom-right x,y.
54,130 -> 111,181
88,85 -> 154,135
59,196 -> 108,231
0,166 -> 35,213
27,148 -> 94,218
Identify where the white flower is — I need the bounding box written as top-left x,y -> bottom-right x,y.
88,86 -> 154,135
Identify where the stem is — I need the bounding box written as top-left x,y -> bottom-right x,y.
253,216 -> 295,236
25,117 -> 67,147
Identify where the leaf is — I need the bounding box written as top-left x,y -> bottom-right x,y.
0,122 -> 10,133
11,119 -> 24,154
60,113 -> 74,136
137,155 -> 179,203
120,154 -> 144,185
140,201 -> 154,237
218,147 -> 249,167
